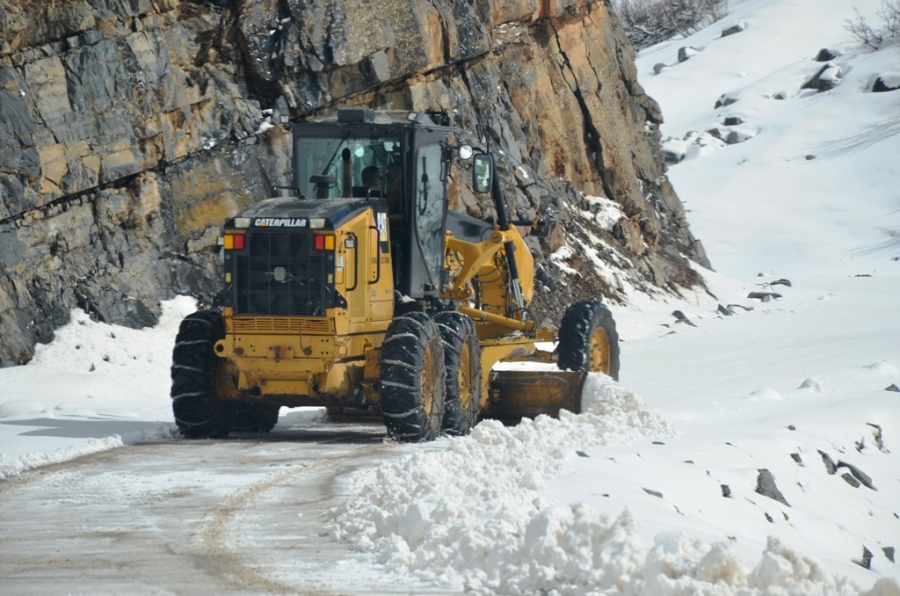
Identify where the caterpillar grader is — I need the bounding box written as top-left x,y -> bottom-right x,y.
170,108 -> 620,441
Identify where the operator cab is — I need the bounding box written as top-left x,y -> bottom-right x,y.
292,109 -> 452,302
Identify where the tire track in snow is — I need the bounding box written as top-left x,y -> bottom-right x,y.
196,442 -> 394,595
806,111 -> 900,160
0,426 -> 440,595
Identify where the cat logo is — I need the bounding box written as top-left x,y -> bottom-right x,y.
254,218 -> 307,228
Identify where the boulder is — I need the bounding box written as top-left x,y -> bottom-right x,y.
802,63 -> 842,92
842,472 -> 860,488
725,130 -> 754,145
677,46 -> 699,63
755,468 -> 790,506
747,291 -> 782,301
715,92 -> 739,108
721,21 -> 747,37
836,460 -> 875,490
818,450 -> 838,474
814,48 -> 838,62
872,72 -> 900,92
855,547 -> 874,570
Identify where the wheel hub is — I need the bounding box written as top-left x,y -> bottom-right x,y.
589,328 -> 610,373
421,345 -> 436,415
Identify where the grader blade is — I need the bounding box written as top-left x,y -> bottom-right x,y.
484,370 -> 588,423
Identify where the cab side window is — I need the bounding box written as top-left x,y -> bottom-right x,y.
415,145 -> 445,286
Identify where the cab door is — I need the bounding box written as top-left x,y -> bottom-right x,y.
401,141 -> 447,299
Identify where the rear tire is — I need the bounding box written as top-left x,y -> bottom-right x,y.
558,299 -> 620,380
435,312 -> 482,436
170,311 -> 236,439
379,312 -> 446,442
232,403 -> 280,433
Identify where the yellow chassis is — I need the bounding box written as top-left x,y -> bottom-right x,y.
211,215 -> 586,419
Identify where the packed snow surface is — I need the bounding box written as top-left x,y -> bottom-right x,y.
2,0 -> 900,593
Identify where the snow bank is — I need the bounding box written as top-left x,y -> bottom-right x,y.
331,375 -> 896,594
0,436 -> 124,479
0,420 -> 179,480
0,298 -> 193,477
329,378 -> 669,592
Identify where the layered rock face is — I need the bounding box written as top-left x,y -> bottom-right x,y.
0,0 -> 708,365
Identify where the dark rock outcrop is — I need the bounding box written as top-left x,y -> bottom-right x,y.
819,450 -> 838,474
715,91 -> 739,108
802,63 -> 842,92
0,0 -> 709,365
842,472 -> 861,488
747,291 -> 781,302
756,468 -> 789,506
873,74 -> 900,92
836,460 -> 875,490
814,48 -> 838,62
855,546 -> 874,569
720,22 -> 747,37
677,46 -> 699,63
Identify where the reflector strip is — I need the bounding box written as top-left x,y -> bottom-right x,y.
234,234 -> 245,250
315,235 -> 325,250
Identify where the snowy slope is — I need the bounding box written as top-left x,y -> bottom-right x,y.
1,0 -> 899,593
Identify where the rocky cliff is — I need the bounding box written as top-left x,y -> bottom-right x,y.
0,0 -> 708,366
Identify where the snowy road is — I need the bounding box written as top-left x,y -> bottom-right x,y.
0,424 -> 443,595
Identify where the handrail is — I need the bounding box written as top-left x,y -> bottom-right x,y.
346,233 -> 359,291
369,225 -> 381,284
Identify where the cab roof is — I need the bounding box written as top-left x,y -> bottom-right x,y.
307,108 -> 451,128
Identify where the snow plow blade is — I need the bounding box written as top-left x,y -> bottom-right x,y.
484,370 -> 588,423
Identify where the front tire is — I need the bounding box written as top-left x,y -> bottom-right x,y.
170,311 -> 236,438
435,312 -> 482,436
558,299 -> 620,380
379,313 -> 446,442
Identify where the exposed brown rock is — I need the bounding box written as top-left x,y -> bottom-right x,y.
0,0 -> 708,365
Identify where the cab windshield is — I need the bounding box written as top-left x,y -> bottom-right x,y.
294,136 -> 402,200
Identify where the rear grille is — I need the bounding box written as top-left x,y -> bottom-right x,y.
233,231 -> 331,317
231,317 -> 335,335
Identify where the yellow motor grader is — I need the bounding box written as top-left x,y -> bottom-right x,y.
170,108 -> 619,441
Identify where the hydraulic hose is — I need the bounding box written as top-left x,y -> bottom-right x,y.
489,155 -> 526,316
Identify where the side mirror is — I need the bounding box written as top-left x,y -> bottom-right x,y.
472,154 -> 493,194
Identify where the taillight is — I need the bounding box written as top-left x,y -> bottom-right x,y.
223,233 -> 246,250
314,234 -> 334,251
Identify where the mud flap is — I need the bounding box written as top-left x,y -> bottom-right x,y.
483,370 -> 588,423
